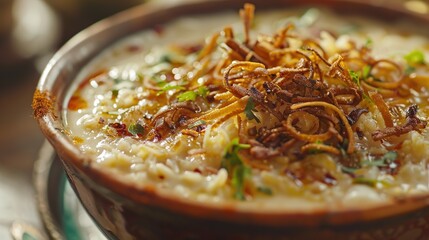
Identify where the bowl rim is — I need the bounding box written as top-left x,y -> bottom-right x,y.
33,0 -> 429,228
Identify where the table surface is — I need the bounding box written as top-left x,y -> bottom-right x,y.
0,69 -> 46,239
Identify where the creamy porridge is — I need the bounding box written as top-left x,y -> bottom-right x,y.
64,4 -> 429,211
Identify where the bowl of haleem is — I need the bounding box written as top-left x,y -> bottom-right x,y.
33,0 -> 429,239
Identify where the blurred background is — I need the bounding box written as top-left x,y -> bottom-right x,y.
0,0 -> 428,239
0,0 -> 143,239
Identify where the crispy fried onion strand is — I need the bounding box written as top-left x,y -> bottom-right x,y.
189,96 -> 249,125
284,111 -> 332,142
369,91 -> 394,128
372,105 -> 427,141
290,101 -> 355,153
136,3 -> 427,165
301,143 -> 341,155
240,3 -> 255,45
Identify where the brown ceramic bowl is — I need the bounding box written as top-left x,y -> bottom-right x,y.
33,0 -> 429,239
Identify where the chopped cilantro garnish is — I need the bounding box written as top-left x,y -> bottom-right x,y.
244,97 -> 260,123
158,52 -> 186,64
362,65 -> 371,79
150,74 -> 168,87
349,70 -> 360,86
222,138 -> 251,200
257,186 -> 273,195
405,65 -> 416,75
404,50 -> 425,65
231,165 -> 251,200
22,232 -> 38,240
197,86 -> 209,98
361,151 -> 398,168
162,84 -> 185,91
339,139 -> 349,158
307,141 -> 324,154
177,86 -> 209,102
177,91 -> 197,102
350,66 -> 371,84
111,89 -> 119,100
113,78 -> 124,84
157,84 -> 186,96
159,54 -> 172,63
155,80 -> 167,87
353,177 -> 389,187
128,123 -> 144,136
341,166 -> 357,174
364,38 -> 373,48
348,69 -> 373,103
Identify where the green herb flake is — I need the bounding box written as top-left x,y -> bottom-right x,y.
405,65 -> 416,75
348,69 -> 373,103
128,123 -> 144,136
159,54 -> 172,63
151,74 -> 168,87
362,92 -> 374,104
111,89 -> 119,100
364,38 -> 373,48
222,138 -> 251,200
257,186 -> 273,195
162,84 -> 186,91
244,97 -> 260,123
381,151 -> 398,162
158,52 -> 186,65
404,50 -> 425,65
113,78 -> 123,84
349,70 -> 360,86
197,86 -> 209,98
232,165 -> 252,200
353,177 -> 389,188
361,151 -> 398,168
155,80 -> 167,87
177,91 -> 198,102
341,166 -> 357,174
22,233 -> 37,240
362,65 -> 371,79
188,120 -> 207,129
157,84 -> 186,96
353,177 -> 378,187
177,86 -> 209,102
